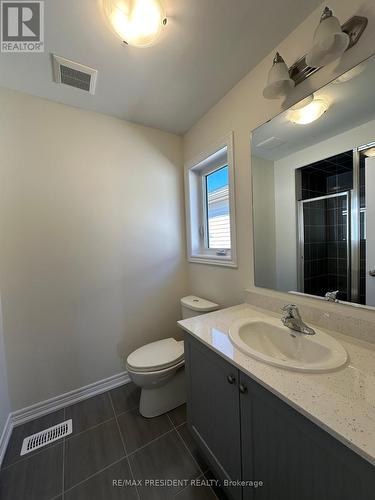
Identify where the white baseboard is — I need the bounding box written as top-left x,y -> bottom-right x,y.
11,370 -> 131,428
0,414 -> 13,467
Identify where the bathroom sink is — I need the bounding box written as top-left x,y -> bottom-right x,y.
228,317 -> 347,372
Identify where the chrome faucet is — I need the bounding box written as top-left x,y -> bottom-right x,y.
325,290 -> 339,303
281,304 -> 316,335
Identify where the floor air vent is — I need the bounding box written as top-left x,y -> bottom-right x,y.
52,54 -> 98,95
20,419 -> 73,456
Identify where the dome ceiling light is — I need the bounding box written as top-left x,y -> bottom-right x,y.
102,0 -> 167,48
263,8 -> 367,100
289,98 -> 329,125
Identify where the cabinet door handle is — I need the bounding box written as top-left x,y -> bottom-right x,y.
239,383 -> 247,394
227,374 -> 236,385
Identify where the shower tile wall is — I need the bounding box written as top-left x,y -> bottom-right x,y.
299,151 -> 353,301
303,200 -> 328,297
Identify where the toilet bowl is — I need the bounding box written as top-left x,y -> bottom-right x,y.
126,295 -> 219,418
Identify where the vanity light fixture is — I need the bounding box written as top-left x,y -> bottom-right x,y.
262,8 -> 368,100
289,98 -> 328,125
306,7 -> 349,68
102,0 -> 167,48
263,52 -> 295,100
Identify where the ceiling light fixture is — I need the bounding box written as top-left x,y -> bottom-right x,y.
306,7 -> 349,68
102,0 -> 167,48
263,52 -> 295,100
289,98 -> 328,125
290,94 -> 314,110
363,147 -> 375,158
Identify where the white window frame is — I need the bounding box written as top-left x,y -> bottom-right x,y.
184,132 -> 237,267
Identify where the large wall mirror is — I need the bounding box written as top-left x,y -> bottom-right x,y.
251,55 -> 375,309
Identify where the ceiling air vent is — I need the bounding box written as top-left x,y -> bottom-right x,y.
52,54 -> 98,95
255,137 -> 286,150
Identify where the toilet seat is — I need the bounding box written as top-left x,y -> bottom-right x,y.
127,338 -> 184,373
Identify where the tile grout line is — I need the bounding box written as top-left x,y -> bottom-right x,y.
66,416 -> 116,440
168,413 -> 220,500
1,438 -> 64,472
173,471 -> 211,498
63,457 -> 126,496
107,392 -> 127,455
1,408 -> 121,473
115,404 -> 142,420
126,427 -> 175,457
1,394 -> 139,472
167,414 -> 205,475
108,392 -> 141,500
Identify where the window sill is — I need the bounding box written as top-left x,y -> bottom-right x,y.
188,254 -> 238,268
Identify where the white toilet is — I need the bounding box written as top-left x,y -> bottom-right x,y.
126,295 -> 219,418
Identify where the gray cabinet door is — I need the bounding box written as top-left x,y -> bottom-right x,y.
240,372 -> 375,500
185,334 -> 242,500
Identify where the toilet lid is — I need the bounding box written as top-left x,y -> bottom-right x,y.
127,338 -> 184,372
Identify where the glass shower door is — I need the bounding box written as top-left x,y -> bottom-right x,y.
298,192 -> 350,301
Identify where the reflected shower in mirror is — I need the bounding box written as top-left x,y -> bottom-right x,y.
251,55 -> 375,308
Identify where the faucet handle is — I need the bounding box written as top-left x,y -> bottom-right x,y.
281,304 -> 297,313
281,304 -> 301,320
325,290 -> 339,302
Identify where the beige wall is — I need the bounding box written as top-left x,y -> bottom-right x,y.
252,156 -> 276,289
184,0 -> 375,312
0,88 -> 187,410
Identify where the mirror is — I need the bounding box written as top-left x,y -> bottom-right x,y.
251,55 -> 375,308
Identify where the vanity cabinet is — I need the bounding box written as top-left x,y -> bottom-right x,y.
184,333 -> 242,500
184,334 -> 375,500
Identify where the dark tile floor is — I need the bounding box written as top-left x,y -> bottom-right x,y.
0,383 -> 226,500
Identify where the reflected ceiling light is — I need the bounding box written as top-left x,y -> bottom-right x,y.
290,94 -> 314,110
263,52 -> 295,100
363,148 -> 375,158
289,98 -> 328,125
306,7 -> 349,68
102,0 -> 167,48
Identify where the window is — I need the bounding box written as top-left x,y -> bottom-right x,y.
185,133 -> 237,267
205,166 -> 231,249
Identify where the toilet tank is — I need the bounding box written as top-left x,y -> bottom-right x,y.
180,295 -> 220,319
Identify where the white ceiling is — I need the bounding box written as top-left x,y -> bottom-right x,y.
252,55 -> 375,161
0,0 -> 322,134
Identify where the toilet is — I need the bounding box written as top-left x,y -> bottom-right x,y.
126,295 -> 219,418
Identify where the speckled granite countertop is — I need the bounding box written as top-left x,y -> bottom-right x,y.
178,303 -> 375,466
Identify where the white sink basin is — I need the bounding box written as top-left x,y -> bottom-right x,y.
228,317 -> 347,372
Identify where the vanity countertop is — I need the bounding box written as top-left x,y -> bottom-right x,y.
178,303 -> 375,466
